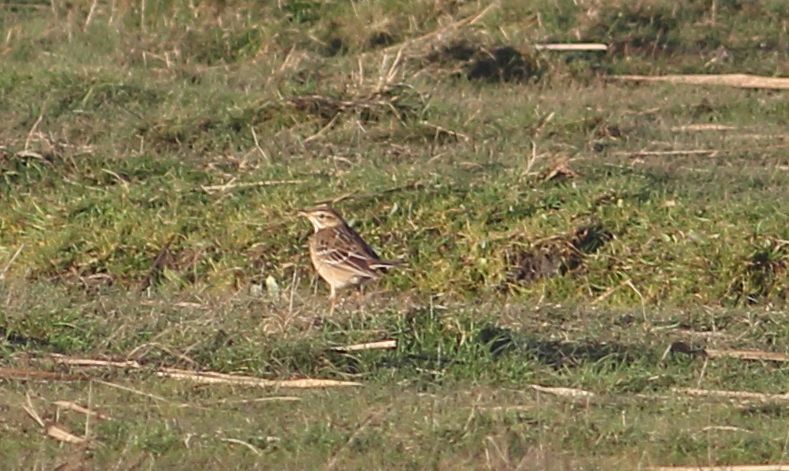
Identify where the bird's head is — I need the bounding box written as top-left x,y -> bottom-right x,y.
298,206 -> 346,232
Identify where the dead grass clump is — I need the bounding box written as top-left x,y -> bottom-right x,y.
726,237 -> 788,304
427,40 -> 546,83
286,83 -> 425,125
141,79 -> 426,154
505,223 -> 613,286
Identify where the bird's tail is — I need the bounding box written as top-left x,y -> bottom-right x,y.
370,258 -> 405,271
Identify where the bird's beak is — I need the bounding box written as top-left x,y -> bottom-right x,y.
297,210 -> 308,218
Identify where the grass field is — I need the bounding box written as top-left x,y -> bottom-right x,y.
1,0 -> 788,469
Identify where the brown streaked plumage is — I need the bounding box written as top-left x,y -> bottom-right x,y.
299,206 -> 398,312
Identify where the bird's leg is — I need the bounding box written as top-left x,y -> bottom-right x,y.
329,286 -> 337,317
356,284 -> 366,314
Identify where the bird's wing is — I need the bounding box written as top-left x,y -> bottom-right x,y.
313,227 -> 381,279
336,224 -> 381,259
334,225 -> 403,271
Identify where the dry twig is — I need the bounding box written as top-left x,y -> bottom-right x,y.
609,73 -> 789,90
48,354 -> 362,389
47,425 -> 87,444
670,124 -> 738,132
650,465 -> 789,471
0,366 -> 78,381
535,43 -> 607,51
22,393 -> 88,445
220,438 -> 263,456
330,340 -> 397,352
614,149 -> 719,157
477,405 -> 534,412
531,384 -> 595,398
54,401 -> 112,421
0,244 -> 24,280
666,343 -> 789,363
202,396 -> 301,405
704,349 -> 789,363
201,179 -> 304,194
94,379 -> 173,404
674,388 -> 789,403
52,355 -> 142,369
700,425 -> 752,433
156,368 -> 361,389
22,393 -> 45,428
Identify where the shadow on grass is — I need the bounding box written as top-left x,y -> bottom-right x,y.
340,316 -> 656,378
475,324 -> 650,368
0,326 -> 51,350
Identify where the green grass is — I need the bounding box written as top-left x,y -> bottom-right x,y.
1,0 -> 788,469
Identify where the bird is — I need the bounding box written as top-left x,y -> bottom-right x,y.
298,205 -> 399,314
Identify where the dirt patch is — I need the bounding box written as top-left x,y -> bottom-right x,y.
506,246 -> 564,284
427,40 -> 545,83
505,223 -> 613,286
467,46 -> 541,82
367,31 -> 397,48
323,36 -> 346,56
